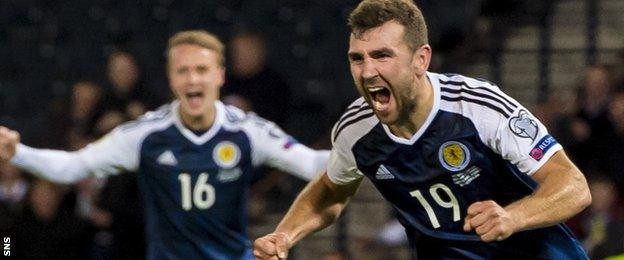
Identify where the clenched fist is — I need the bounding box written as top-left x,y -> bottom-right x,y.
0,126 -> 20,163
463,200 -> 519,242
253,232 -> 291,260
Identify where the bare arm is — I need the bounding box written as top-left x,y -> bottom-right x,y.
505,150 -> 591,230
253,172 -> 362,259
464,150 -> 591,241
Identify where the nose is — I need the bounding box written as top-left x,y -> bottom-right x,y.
361,58 -> 379,81
187,71 -> 200,85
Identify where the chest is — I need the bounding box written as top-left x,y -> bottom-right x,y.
139,129 -> 253,184
353,117 -> 490,188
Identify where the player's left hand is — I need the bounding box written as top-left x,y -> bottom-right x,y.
462,200 -> 518,242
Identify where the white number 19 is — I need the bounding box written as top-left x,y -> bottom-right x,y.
410,183 -> 460,229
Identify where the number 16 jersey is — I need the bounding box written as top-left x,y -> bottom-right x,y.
327,72 -> 587,259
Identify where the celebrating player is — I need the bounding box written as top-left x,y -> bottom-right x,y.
253,0 -> 591,259
0,30 -> 329,259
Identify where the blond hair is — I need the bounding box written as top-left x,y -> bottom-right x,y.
348,0 -> 428,51
166,30 -> 225,67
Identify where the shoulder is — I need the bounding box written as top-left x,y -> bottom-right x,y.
435,72 -> 520,120
331,97 -> 378,149
220,103 -> 269,129
220,103 -> 282,139
115,102 -> 175,137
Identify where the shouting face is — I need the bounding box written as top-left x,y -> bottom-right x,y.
168,44 -> 225,126
348,21 -> 430,126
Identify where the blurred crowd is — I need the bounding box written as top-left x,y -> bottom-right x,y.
533,62 -> 624,259
1,1 -> 624,259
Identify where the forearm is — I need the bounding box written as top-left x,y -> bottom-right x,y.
506,160 -> 590,232
275,173 -> 359,245
11,143 -> 91,184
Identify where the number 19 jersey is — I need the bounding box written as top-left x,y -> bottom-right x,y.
327,72 -> 587,259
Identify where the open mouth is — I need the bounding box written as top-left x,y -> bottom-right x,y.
185,91 -> 204,108
368,86 -> 392,112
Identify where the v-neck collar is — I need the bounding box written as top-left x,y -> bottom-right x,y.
381,71 -> 440,145
172,100 -> 225,145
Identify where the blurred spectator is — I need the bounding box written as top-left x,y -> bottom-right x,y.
0,164 -> 28,234
574,65 -> 614,138
568,174 -> 624,259
604,88 -> 624,195
96,173 -> 145,259
565,65 -> 615,169
66,81 -> 103,149
223,30 -> 302,218
93,51 -> 159,135
13,180 -> 91,259
222,30 -> 293,128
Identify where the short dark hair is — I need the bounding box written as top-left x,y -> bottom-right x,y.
348,0 -> 428,51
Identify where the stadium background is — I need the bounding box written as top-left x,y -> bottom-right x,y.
0,0 -> 623,259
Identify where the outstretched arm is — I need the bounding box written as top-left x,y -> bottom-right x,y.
1,126 -> 92,184
253,172 -> 362,259
463,150 -> 591,242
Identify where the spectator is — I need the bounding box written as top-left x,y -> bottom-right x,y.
94,51 -> 158,135
568,174 -> 624,259
567,65 -> 615,169
13,180 -> 91,259
66,81 -> 103,149
222,30 -> 293,128
0,164 -> 28,234
604,88 -> 624,195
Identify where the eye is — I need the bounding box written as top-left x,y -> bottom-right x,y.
196,66 -> 209,74
348,54 -> 363,64
176,67 -> 189,74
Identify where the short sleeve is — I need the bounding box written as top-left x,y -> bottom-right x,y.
326,129 -> 364,185
492,108 -> 562,175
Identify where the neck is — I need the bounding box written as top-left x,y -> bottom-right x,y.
179,103 -> 217,130
388,75 -> 434,139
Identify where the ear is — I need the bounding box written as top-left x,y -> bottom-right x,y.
216,66 -> 226,89
412,44 -> 432,76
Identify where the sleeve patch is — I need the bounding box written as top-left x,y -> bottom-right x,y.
529,135 -> 557,161
508,109 -> 539,141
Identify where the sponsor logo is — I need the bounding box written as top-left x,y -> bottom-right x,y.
438,141 -> 471,172
509,109 -> 538,141
452,166 -> 482,187
530,135 -> 557,161
375,164 -> 395,180
213,141 -> 241,169
217,167 -> 243,182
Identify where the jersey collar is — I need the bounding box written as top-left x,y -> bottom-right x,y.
172,100 -> 225,145
381,71 -> 441,145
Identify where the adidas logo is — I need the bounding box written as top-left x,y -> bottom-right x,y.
375,165 -> 394,180
157,150 -> 178,166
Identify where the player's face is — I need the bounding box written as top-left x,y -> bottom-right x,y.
168,44 -> 225,120
348,21 -> 426,125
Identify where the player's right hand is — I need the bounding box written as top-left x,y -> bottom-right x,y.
253,232 -> 291,260
0,126 -> 20,163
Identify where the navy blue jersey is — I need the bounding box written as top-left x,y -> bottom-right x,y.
327,72 -> 587,259
73,101 -> 328,259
